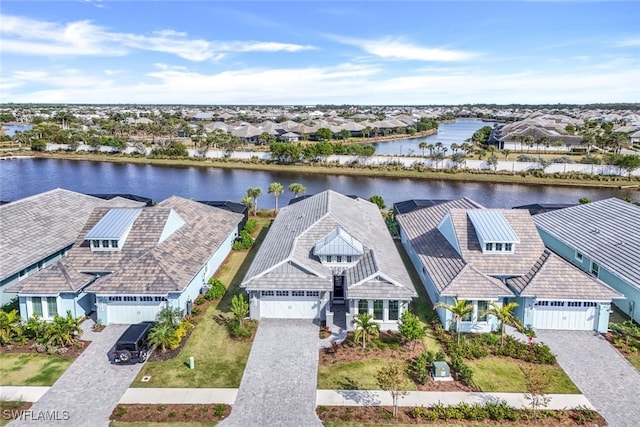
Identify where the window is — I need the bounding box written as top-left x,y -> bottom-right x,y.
495,243 -> 503,251
276,290 -> 289,297
306,291 -> 320,297
567,301 -> 582,307
358,300 -> 368,314
140,296 -> 153,302
477,300 -> 489,322
47,297 -> 57,317
261,290 -> 275,297
591,262 -> 600,277
336,256 -> 342,263
111,240 -> 119,248
292,291 -> 305,297
92,240 -> 100,247
535,300 -> 549,306
326,256 -> 332,263
462,309 -> 472,321
373,300 -> 383,320
346,256 -> 352,263
485,243 -> 493,251
154,296 -> 167,302
505,243 -> 513,252
108,296 -> 122,302
575,252 -> 583,262
584,302 -> 598,307
124,296 -> 137,302
550,301 -> 565,307
388,300 -> 399,321
102,240 -> 110,248
32,297 -> 43,317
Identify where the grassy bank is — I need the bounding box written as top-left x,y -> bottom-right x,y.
20,151 -> 640,189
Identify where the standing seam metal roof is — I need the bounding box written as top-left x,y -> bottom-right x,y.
85,208 -> 142,239
467,210 -> 520,243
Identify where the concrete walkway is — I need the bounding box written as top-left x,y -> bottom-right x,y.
9,321 -> 145,427
218,319 -> 323,427
537,330 -> 640,427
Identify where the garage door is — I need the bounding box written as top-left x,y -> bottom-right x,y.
533,301 -> 597,330
107,302 -> 163,324
260,294 -> 321,319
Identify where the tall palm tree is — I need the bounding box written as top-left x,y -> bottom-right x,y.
352,313 -> 380,349
451,143 -> 459,153
482,302 -> 522,346
418,142 -> 428,157
434,298 -> 473,344
288,183 -> 306,198
246,187 -> 262,215
268,182 -> 284,212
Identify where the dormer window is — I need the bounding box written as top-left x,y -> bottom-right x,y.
313,227 -> 365,265
467,210 -> 520,255
86,208 -> 142,252
485,243 -> 493,251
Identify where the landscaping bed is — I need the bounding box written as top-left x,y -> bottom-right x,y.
605,320 -> 640,371
0,401 -> 33,426
0,338 -> 88,358
110,404 -> 229,424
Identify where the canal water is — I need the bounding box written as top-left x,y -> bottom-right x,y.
0,158 -> 632,208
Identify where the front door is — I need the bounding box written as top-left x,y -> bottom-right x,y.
333,276 -> 345,301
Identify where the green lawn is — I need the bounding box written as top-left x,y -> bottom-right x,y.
318,359 -> 416,391
628,355 -> 640,371
0,354 -> 73,386
131,221 -> 270,388
467,357 -> 579,394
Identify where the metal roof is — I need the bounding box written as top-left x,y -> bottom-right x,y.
313,227 -> 364,256
85,208 -> 142,240
467,210 -> 520,243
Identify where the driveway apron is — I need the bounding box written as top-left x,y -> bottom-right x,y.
10,324 -> 145,427
219,318 -> 322,427
537,330 -> 640,427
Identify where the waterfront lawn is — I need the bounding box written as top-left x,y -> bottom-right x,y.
468,357 -> 579,394
131,220 -> 270,388
0,354 -> 73,386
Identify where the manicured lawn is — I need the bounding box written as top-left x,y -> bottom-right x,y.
627,354 -> 640,371
131,221 -> 270,388
0,354 -> 73,386
467,357 -> 579,394
318,359 -> 416,391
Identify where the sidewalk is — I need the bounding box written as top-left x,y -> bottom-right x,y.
1,386 -> 595,410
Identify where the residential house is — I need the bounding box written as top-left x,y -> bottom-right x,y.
10,197 -> 243,324
0,189 -> 146,306
396,199 -> 622,333
533,198 -> 640,324
241,190 -> 416,330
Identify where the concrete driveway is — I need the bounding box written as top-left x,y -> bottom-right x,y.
219,319 -> 322,427
537,330 -> 640,427
10,322 -> 145,427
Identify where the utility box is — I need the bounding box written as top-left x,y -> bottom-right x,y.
189,356 -> 195,370
432,361 -> 452,381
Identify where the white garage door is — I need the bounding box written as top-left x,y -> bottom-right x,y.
533,301 -> 597,330
107,302 -> 163,324
260,295 -> 321,319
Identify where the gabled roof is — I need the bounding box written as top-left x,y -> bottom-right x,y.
85,208 -> 142,240
0,189 -> 145,280
441,265 -> 514,299
11,262 -> 94,294
242,190 -> 415,299
313,227 -> 364,256
467,210 -> 520,243
533,198 -> 640,289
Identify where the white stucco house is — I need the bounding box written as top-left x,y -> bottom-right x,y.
10,196 -> 243,324
396,199 -> 622,333
241,190 -> 417,330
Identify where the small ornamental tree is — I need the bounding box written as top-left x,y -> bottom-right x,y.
377,361 -> 410,417
398,311 -> 425,349
521,365 -> 552,419
352,313 -> 380,349
231,294 -> 249,326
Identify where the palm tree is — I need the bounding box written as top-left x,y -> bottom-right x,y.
288,183 -> 306,198
241,195 -> 253,212
450,143 -> 459,153
482,302 -> 522,346
156,307 -> 183,328
0,309 -> 22,345
268,182 -> 284,212
418,142 -> 428,157
503,149 -> 512,161
352,313 -> 380,349
246,187 -> 262,216
426,143 -> 434,157
434,298 -> 473,344
147,322 -> 177,353
46,312 -> 83,347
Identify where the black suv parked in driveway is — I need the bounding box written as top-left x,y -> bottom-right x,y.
109,322 -> 154,364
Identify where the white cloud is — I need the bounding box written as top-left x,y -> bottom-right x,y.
331,35 -> 479,62
615,36 -> 640,47
0,14 -> 315,60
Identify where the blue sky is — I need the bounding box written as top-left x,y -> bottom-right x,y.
1,1 -> 638,104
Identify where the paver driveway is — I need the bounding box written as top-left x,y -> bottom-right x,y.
537,330 -> 640,427
219,318 -> 322,427
10,323 -> 145,427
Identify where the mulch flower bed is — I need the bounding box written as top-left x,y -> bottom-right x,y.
110,404 -> 230,423
321,331 -> 474,392
0,339 -> 89,358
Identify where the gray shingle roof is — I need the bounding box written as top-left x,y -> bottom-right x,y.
0,189 -> 145,280
242,190 -> 416,299
533,198 -> 640,289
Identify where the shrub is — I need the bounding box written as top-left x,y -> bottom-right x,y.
451,357 -> 474,387
244,219 -> 257,234
233,230 -> 254,250
194,294 -> 205,305
205,279 -> 226,300
411,352 -> 433,384
190,306 -> 201,316
213,404 -> 226,417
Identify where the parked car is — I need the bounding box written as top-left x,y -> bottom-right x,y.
108,322 -> 154,364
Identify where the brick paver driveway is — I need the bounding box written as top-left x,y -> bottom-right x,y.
10,323 -> 145,427
219,318 -> 322,427
537,330 -> 640,427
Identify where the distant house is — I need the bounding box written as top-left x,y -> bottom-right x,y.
533,198 -> 640,324
279,132 -> 300,142
241,190 -> 416,330
396,199 -> 621,333
10,196 -> 243,324
0,189 -> 146,306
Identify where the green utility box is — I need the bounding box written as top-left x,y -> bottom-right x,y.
432,361 -> 451,381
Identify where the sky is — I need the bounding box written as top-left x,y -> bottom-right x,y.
1,1 -> 639,105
